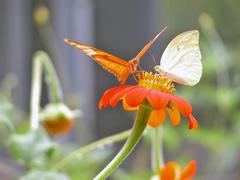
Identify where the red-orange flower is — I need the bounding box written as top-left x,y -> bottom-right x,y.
155,160 -> 197,180
98,72 -> 198,129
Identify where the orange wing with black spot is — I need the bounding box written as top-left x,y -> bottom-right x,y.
64,39 -> 130,84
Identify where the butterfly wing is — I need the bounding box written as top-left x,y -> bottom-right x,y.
64,39 -> 130,84
135,27 -> 167,60
159,30 -> 202,86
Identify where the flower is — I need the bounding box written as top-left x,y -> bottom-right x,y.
40,103 -> 81,135
98,71 -> 198,129
42,119 -> 74,135
153,160 -> 197,180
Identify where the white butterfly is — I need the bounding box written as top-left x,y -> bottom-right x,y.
154,30 -> 202,86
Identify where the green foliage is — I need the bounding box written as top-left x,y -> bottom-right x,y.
113,168 -> 152,180
20,170 -> 69,180
8,129 -> 59,169
0,95 -> 14,132
66,150 -> 112,180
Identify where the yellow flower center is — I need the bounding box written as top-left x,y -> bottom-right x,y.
138,71 -> 175,93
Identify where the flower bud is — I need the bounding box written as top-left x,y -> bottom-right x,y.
33,5 -> 49,26
40,103 -> 80,135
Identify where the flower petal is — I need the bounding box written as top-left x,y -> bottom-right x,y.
109,86 -> 137,107
98,86 -> 131,109
170,95 -> 192,117
147,90 -> 170,110
148,110 -> 166,127
167,106 -> 181,126
122,98 -> 138,111
125,87 -> 150,107
160,162 -> 181,180
180,160 -> 197,180
188,114 -> 199,129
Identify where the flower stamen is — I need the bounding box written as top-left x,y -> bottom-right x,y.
138,71 -> 175,93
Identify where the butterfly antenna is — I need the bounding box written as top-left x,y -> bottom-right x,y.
149,52 -> 157,65
146,65 -> 156,72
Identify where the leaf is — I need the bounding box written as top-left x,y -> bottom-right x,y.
20,170 -> 69,180
66,149 -> 112,180
8,129 -> 59,168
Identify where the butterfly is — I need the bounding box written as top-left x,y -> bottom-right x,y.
64,27 -> 167,84
154,30 -> 202,86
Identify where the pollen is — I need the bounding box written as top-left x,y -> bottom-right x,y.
138,71 -> 175,93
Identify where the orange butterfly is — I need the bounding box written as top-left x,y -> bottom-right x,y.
64,27 -> 166,84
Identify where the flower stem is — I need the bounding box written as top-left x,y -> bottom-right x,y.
49,129 -> 132,172
39,52 -> 63,103
94,102 -> 152,180
151,126 -> 164,173
30,51 -> 63,130
30,53 -> 43,130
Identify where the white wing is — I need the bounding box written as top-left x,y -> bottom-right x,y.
158,30 -> 202,86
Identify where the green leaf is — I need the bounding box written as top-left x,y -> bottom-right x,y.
0,95 -> 14,131
8,129 -> 59,168
66,149 -> 112,180
20,170 -> 69,180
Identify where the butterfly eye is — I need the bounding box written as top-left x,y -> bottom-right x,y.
154,66 -> 161,73
132,58 -> 139,65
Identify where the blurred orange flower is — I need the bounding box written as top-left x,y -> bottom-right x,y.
40,103 -> 76,135
98,71 -> 198,129
42,119 -> 74,135
157,160 -> 197,180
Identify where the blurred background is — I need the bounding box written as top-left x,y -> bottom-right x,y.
0,0 -> 240,179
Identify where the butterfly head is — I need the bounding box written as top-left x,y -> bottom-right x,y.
154,65 -> 167,76
128,58 -> 140,73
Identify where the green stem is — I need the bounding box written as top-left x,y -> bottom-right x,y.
151,126 -> 164,173
39,52 -> 63,103
34,6 -> 70,89
30,53 -> 43,130
30,51 -> 63,130
94,102 -> 152,180
49,129 -> 132,171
